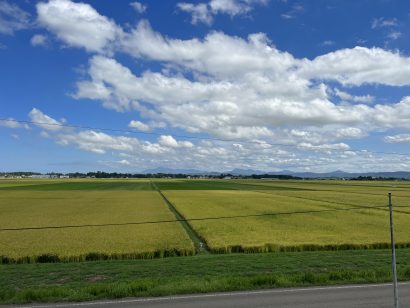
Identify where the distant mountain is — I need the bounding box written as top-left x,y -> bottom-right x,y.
142,167 -> 219,175
140,167 -> 410,179
280,170 -> 410,179
229,168 -> 268,175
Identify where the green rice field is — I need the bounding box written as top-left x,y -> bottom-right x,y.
0,178 -> 409,262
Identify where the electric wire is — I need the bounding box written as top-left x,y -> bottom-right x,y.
1,205 -> 409,232
2,118 -> 410,157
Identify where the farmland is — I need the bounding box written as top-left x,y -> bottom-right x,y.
0,178 -> 410,262
0,180 -> 194,262
1,178 -> 410,304
163,187 -> 410,253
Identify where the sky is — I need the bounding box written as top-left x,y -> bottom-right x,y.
1,0 -> 410,173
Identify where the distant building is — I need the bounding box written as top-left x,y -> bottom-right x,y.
30,175 -> 50,179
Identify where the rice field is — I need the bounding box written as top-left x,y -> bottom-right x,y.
1,178 -> 409,262
161,179 -> 410,253
0,180 -> 195,263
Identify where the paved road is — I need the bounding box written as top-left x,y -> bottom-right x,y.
11,282 -> 410,308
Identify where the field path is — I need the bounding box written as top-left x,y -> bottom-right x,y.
150,181 -> 209,253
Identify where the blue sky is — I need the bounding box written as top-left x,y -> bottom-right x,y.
1,0 -> 410,173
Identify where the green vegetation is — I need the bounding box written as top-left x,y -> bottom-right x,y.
0,248 -> 409,304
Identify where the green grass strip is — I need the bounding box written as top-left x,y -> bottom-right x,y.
1,248 -> 409,304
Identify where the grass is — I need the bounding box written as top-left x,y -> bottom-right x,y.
0,248 -> 409,304
0,188 -> 194,262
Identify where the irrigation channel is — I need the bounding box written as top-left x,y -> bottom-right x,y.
150,181 -> 209,253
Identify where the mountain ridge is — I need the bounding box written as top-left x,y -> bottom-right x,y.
141,167 -> 410,179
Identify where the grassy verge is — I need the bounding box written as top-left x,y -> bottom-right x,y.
1,248 -> 409,304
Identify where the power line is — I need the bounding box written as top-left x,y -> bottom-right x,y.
2,118 -> 410,158
1,205 -> 409,232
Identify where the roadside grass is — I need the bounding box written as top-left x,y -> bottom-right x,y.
0,249 -> 409,304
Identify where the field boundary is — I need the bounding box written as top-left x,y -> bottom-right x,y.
0,249 -> 195,264
151,181 -> 209,254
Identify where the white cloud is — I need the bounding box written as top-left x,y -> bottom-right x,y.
117,159 -> 131,165
298,142 -> 350,152
0,1 -> 31,35
384,134 -> 410,144
28,108 -> 63,131
371,17 -> 398,29
75,54 -> 410,141
36,3 -> 410,88
0,118 -> 29,129
335,127 -> 365,139
301,47 -> 410,86
387,31 -> 402,40
128,120 -> 150,132
26,109 -> 410,173
333,88 -> 374,104
321,40 -> 334,46
36,0 -> 121,53
30,34 -> 48,47
177,0 -> 267,25
130,2 -> 147,14
158,135 -> 194,148
177,3 -> 212,25
281,3 -> 304,19
32,3 -> 410,171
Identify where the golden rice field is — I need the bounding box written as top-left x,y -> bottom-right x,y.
161,179 -> 410,253
1,178 -> 409,262
0,180 -> 194,263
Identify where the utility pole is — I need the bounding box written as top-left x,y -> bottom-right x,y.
388,192 -> 399,308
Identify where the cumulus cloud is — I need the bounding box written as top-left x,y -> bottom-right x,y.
30,34 -> 48,47
75,53 -> 410,142
35,2 -> 410,87
117,159 -> 131,165
301,47 -> 410,86
384,134 -> 410,144
333,88 -> 374,104
129,120 -> 150,132
32,1 -> 410,171
26,108 -> 410,172
177,0 -> 267,25
130,1 -> 147,14
36,0 -> 121,53
0,1 -> 31,35
281,3 -> 304,19
158,135 -> 194,148
387,31 -> 402,40
0,118 -> 29,129
28,108 -> 63,131
371,17 -> 398,29
321,40 -> 334,46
